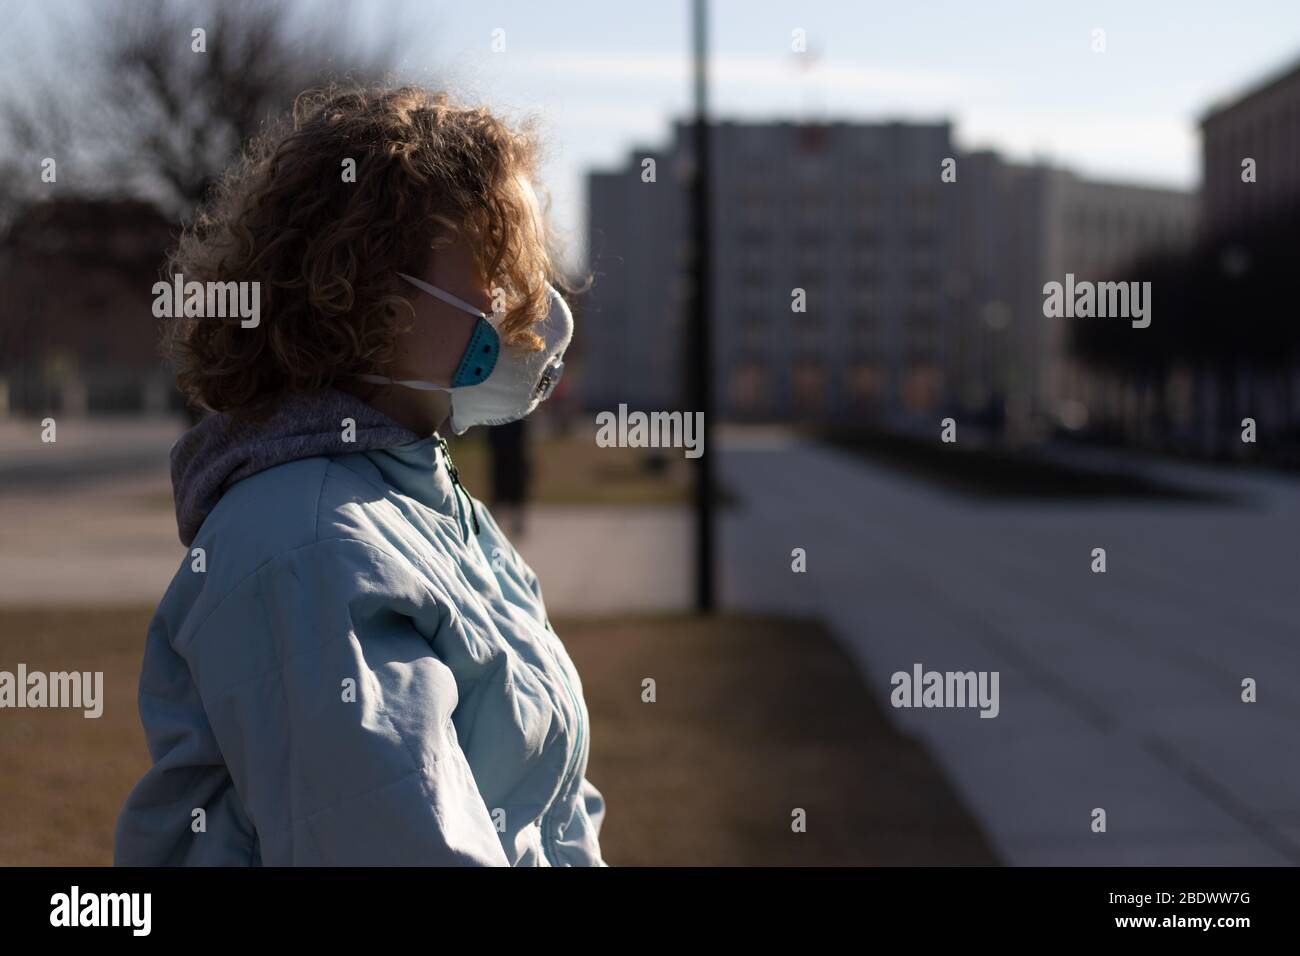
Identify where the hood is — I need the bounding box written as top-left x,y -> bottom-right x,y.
171,387 -> 422,546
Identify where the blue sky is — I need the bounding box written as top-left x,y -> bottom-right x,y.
5,0 -> 1300,268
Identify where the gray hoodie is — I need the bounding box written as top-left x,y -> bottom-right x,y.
171,388 -> 421,546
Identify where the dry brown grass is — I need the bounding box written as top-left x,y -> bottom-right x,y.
445,432 -> 721,506
0,606 -> 153,866
0,606 -> 998,866
565,613 -> 999,866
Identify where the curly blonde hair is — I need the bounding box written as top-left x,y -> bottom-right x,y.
164,85 -> 560,417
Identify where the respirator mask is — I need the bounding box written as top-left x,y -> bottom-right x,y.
355,271 -> 573,434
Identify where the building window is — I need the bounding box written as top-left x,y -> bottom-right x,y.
907,186 -> 937,227
852,319 -> 880,353
847,361 -> 884,406
850,265 -> 879,288
797,124 -> 829,154
794,228 -> 828,248
902,363 -> 943,413
730,361 -> 770,415
791,359 -> 827,413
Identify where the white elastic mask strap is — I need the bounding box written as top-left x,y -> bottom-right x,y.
355,275 -> 492,393
397,272 -> 489,319
352,373 -> 450,392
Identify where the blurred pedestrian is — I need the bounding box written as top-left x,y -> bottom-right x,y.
487,418 -> 531,537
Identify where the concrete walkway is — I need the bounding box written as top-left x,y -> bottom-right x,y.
0,414 -> 695,611
716,429 -> 1300,865
0,464 -> 694,614
513,505 -> 692,614
0,469 -> 182,606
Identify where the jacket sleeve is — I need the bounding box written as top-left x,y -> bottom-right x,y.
179,536 -> 510,866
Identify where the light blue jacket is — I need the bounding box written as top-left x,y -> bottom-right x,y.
114,389 -> 606,866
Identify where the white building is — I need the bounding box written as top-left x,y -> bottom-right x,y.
950,158 -> 1195,435
583,120 -> 1194,432
585,119 -> 957,425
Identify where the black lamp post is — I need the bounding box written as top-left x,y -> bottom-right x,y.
689,0 -> 715,612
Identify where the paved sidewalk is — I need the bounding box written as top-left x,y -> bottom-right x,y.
513,505 -> 691,614
0,470 -> 182,607
716,429 -> 1300,865
0,463 -> 694,614
0,414 -> 693,613
0,416 -> 184,491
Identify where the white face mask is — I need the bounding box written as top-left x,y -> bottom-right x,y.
356,271 -> 573,435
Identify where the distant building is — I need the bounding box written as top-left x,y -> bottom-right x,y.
1014,165 -> 1194,433
585,119 -> 957,425
1196,55 -> 1300,447
1201,57 -> 1300,235
584,142 -> 685,415
0,198 -> 177,416
585,122 -> 1194,432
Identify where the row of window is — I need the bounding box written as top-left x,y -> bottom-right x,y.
1067,205 -> 1189,244
731,226 -> 945,246
733,268 -> 946,287
729,361 -> 945,413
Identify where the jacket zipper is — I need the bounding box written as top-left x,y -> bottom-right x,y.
436,437 -> 480,538
438,435 -> 579,862
538,629 -> 585,866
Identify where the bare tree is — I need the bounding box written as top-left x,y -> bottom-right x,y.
0,0 -> 421,410
4,0 -> 414,219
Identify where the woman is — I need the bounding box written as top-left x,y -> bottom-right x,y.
114,86 -> 606,866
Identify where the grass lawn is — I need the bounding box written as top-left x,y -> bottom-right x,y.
0,606 -> 997,866
566,613 -> 999,866
113,432 -> 722,511
820,426 -> 1233,502
445,431 -> 731,507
